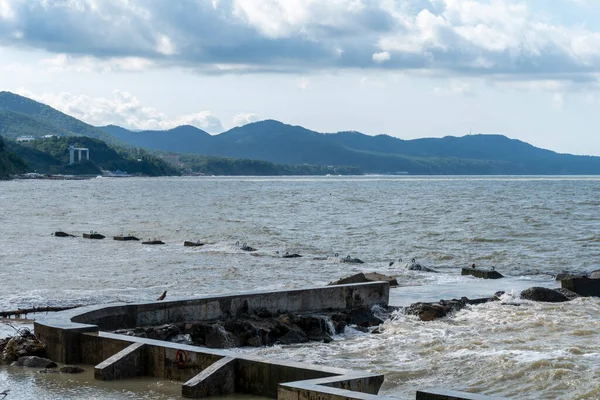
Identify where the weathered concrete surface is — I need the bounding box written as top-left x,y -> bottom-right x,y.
461,268 -> 504,280
182,356 -> 236,398
561,278 -> 600,297
95,342 -> 145,380
70,282 -> 389,331
329,273 -> 398,287
416,388 -> 507,400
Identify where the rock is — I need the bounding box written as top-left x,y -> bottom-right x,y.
59,365 -> 85,373
554,287 -> 581,300
1,330 -> 46,363
589,270 -> 600,279
461,267 -> 504,279
282,253 -> 302,258
329,272 -> 398,287
405,296 -> 498,321
169,334 -> 194,345
520,287 -> 570,302
347,308 -> 385,327
407,261 -> 437,273
277,329 -> 309,345
11,356 -> 57,368
340,256 -> 364,264
53,231 -> 74,237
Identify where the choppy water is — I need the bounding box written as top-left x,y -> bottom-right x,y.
1,176 -> 599,399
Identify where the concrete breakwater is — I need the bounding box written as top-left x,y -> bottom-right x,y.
34,282 -> 390,399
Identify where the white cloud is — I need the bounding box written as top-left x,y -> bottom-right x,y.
232,113 -> 260,127
2,0 -> 600,85
297,76 -> 311,90
41,54 -> 154,73
13,89 -> 224,133
372,51 -> 390,63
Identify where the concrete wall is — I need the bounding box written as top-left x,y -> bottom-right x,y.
70,282 -> 389,330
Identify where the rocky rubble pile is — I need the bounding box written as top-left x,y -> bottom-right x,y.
114,307 -> 388,348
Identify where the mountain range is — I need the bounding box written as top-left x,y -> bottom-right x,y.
2,90 -> 600,175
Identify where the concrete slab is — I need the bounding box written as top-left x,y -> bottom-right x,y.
561,278 -> 600,297
95,342 -> 145,381
416,388 -> 507,400
182,356 -> 236,398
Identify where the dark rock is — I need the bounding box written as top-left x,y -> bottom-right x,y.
340,256 -> 364,264
407,261 -> 437,273
53,231 -> 74,237
12,356 -> 57,368
114,235 -> 140,241
589,270 -> 600,279
142,240 -> 165,245
405,296 -> 498,321
277,328 -> 309,345
282,253 -> 302,258
461,267 -> 504,279
347,308 -> 385,327
1,330 -> 46,363
254,308 -> 273,318
520,287 -> 570,302
59,365 -> 85,373
184,241 -> 204,247
554,287 -> 581,300
329,272 -> 398,287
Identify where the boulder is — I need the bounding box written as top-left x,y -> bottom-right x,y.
520,287 -> 570,302
1,331 -> 46,363
555,288 -> 581,300
589,270 -> 600,279
11,356 -> 57,368
329,272 -> 398,287
340,256 -> 364,264
407,262 -> 437,273
461,267 -> 504,279
277,328 -> 309,345
53,231 -> 74,237
59,365 -> 85,373
405,296 -> 497,321
282,253 -> 302,258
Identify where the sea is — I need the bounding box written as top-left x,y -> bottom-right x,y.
1,176 -> 599,399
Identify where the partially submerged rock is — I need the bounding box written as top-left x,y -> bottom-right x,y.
113,307 -> 386,348
282,252 -> 302,258
461,267 -> 504,279
520,287 -> 570,302
53,231 -> 74,237
340,255 -> 364,264
11,356 -> 57,368
1,329 -> 46,364
329,272 -> 398,287
406,295 -> 498,321
59,365 -> 85,373
407,260 -> 437,273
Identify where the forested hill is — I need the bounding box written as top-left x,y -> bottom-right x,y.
0,136 -> 27,179
0,92 -> 122,145
100,120 -> 600,175
6,136 -> 180,176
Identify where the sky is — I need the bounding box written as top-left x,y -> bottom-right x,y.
2,0 -> 600,156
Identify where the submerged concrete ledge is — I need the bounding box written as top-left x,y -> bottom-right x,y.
33,282 -> 504,399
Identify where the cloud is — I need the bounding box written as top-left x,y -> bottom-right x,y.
372,51 -> 390,63
13,89 -> 224,133
2,0 -> 600,84
232,112 -> 260,127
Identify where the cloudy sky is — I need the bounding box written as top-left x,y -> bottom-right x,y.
2,0 -> 600,155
